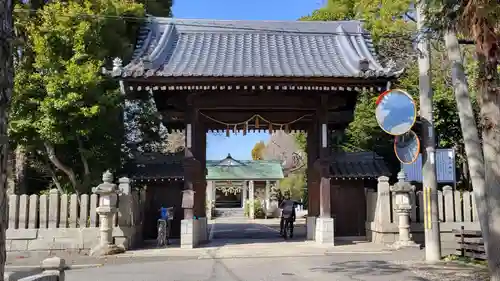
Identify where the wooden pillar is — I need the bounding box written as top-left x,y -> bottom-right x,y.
194,121 -> 206,218
182,102 -> 202,220
315,95 -> 331,218
307,120 -> 320,217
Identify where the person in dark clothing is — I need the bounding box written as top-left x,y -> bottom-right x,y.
279,191 -> 296,237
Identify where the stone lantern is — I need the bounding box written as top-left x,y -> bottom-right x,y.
390,171 -> 420,249
90,171 -> 125,256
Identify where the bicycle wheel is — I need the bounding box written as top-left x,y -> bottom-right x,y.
157,221 -> 166,247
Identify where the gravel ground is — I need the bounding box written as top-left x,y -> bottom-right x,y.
395,260 -> 490,281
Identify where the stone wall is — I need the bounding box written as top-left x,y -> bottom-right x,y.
5,256 -> 66,281
6,180 -> 145,253
366,176 -> 480,245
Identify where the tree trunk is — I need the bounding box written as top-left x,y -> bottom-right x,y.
44,142 -> 81,194
76,136 -> 91,191
476,50 -> 500,281
444,29 -> 491,256
6,150 -> 14,195
14,145 -> 27,194
0,0 -> 14,279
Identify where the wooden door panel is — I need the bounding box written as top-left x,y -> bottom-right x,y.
331,183 -> 366,237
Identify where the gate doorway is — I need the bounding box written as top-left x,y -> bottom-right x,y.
111,17 -> 400,246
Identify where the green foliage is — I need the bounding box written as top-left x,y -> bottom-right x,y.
243,200 -> 265,219
292,132 -> 306,152
251,141 -> 266,160
278,173 -> 305,201
443,254 -> 488,267
301,0 -> 480,180
10,0 -> 147,193
138,0 -> 173,17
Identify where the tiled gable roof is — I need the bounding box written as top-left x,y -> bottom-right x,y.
330,152 -> 391,179
118,18 -> 402,78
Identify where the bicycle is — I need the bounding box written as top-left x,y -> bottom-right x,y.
157,207 -> 174,248
157,219 -> 167,247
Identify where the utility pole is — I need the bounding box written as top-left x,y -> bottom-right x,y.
416,0 -> 441,261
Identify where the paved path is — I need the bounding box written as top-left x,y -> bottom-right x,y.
65,253 -> 430,281
209,214 -> 307,242
211,219 -> 284,240
7,214 -> 488,280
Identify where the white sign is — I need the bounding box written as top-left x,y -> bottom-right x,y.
402,148 -> 456,183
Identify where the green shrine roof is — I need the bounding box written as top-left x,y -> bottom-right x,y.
124,151 -> 390,182
206,154 -> 284,180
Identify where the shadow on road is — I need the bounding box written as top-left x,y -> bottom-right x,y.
310,260 -> 432,281
206,220 -> 307,247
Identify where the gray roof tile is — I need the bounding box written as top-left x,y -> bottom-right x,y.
330,152 -> 391,179
118,18 -> 402,78
125,151 -> 390,181
124,152 -> 184,181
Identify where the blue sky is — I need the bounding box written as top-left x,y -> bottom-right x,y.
172,0 -> 322,160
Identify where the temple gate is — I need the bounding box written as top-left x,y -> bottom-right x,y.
107,18 -> 401,247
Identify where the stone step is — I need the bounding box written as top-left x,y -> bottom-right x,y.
215,208 -> 245,218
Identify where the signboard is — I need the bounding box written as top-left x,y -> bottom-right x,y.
401,148 -> 456,183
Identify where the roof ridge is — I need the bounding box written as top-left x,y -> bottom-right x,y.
151,17 -> 364,25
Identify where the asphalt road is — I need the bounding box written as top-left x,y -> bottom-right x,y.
65,254 -> 429,281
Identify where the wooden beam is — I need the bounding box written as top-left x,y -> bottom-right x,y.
203,123 -> 347,132
160,110 -> 354,124
160,122 -> 347,132
123,76 -> 395,86
157,92 -> 348,110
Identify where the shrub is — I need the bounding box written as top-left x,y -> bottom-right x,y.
244,200 -> 265,218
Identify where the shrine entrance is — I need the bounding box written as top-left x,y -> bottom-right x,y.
206,154 -> 283,212
110,18 -> 400,247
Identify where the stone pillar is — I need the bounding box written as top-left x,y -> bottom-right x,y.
370,176 -> 393,243
206,181 -> 214,220
41,256 -> 66,281
264,181 -> 270,219
242,181 -> 247,208
90,171 -> 124,256
249,180 -> 255,219
115,177 -> 137,249
390,171 -> 420,249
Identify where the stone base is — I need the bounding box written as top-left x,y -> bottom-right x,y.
90,243 -> 125,256
306,217 -> 317,240
181,219 -> 195,249
315,217 -> 334,245
197,217 -> 208,244
390,240 -> 421,250
181,218 -> 208,249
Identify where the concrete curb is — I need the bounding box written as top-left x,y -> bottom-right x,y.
6,264 -> 103,270
114,248 -> 394,259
